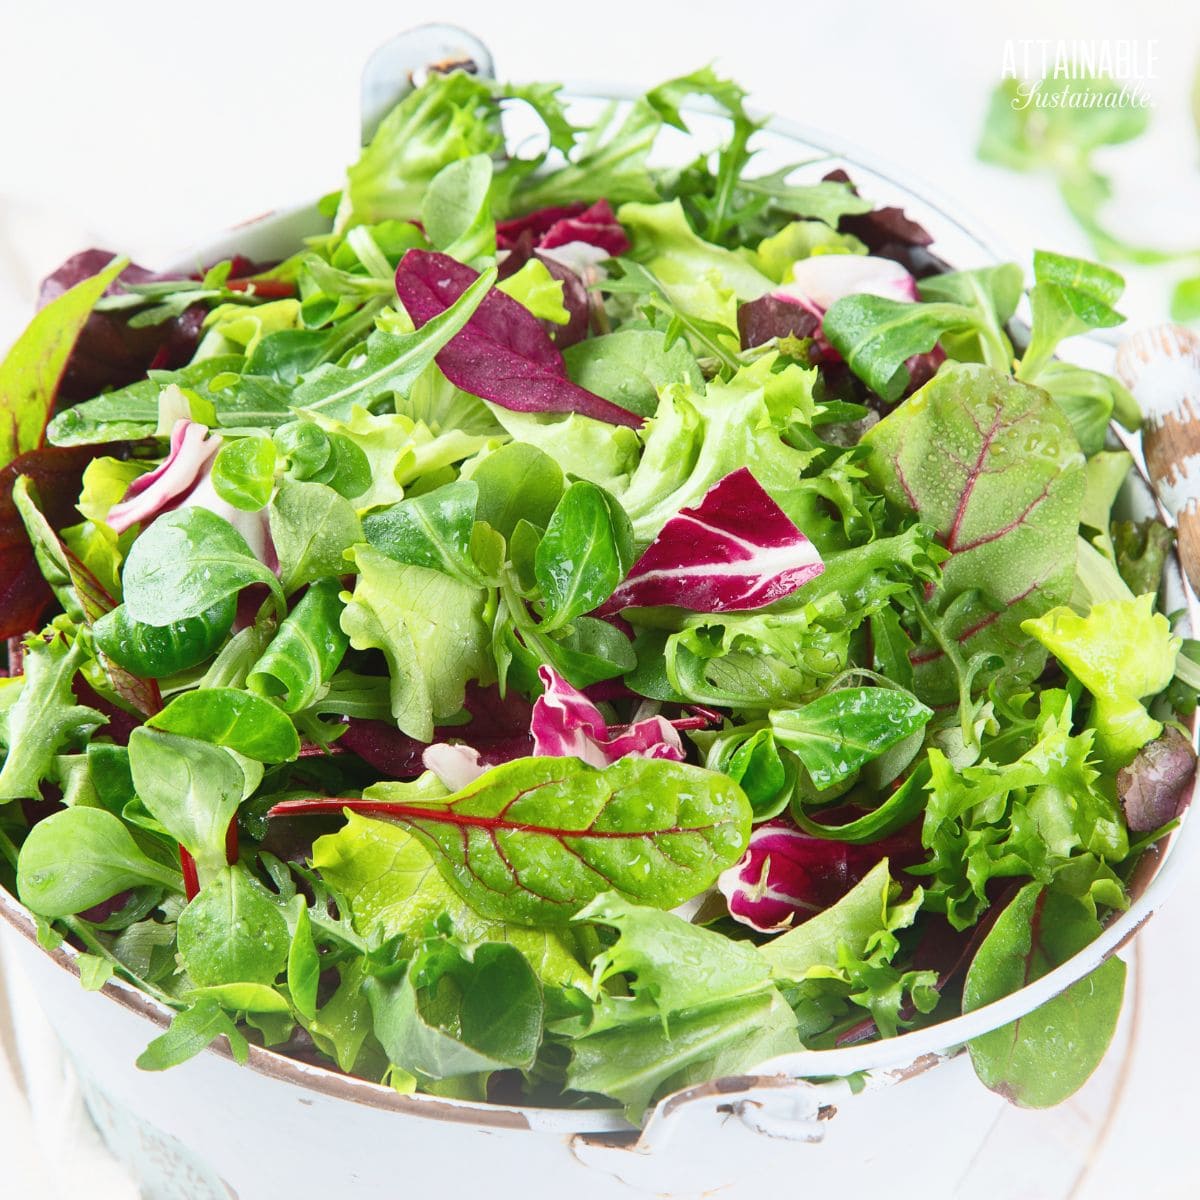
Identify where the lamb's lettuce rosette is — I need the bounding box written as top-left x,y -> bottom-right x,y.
0,67 -> 1193,1121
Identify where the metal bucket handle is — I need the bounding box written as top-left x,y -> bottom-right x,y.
360,28 -> 1200,1156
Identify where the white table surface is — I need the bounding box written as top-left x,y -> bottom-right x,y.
2,2 -> 1199,1195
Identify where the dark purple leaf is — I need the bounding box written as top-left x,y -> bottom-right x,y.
394,250 -> 641,428
600,468 -> 824,614
38,251 -> 200,402
0,443 -> 119,639
536,252 -> 591,349
1118,726 -> 1197,832
737,294 -> 820,350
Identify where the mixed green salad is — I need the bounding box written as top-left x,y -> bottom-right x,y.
0,67 -> 1196,1121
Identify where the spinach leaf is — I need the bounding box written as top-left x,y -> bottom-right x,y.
127,728 -> 245,871
292,267 -> 496,420
147,688 -> 300,763
770,687 -> 932,790
268,479 -> 363,593
366,937 -> 542,1079
17,807 -> 181,917
964,883 -> 1126,1107
0,256 -> 125,466
272,755 -> 751,925
535,481 -> 634,629
176,864 -> 290,987
247,578 -> 349,712
121,507 -> 285,626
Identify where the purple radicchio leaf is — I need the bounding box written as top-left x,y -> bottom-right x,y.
600,467 -> 824,614
421,667 -> 685,787
394,250 -> 641,428
497,199 -> 630,263
718,817 -> 915,933
107,419 -> 275,568
1117,726 -> 1197,833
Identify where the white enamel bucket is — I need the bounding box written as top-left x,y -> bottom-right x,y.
1,26 -> 1195,1200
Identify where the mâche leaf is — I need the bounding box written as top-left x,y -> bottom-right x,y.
146,688 -> 301,763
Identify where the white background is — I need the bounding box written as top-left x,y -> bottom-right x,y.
1,1 -> 1199,1195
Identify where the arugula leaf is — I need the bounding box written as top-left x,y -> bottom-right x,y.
273,754 -> 751,925
0,255 -> 125,467
770,687 -> 933,790
121,507 -> 285,627
0,629 -> 103,802
293,267 -> 495,420
964,883 -> 1126,1107
17,807 -> 180,916
339,544 -> 491,742
136,999 -> 249,1071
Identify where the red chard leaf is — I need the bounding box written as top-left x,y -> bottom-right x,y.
394,250 -> 641,427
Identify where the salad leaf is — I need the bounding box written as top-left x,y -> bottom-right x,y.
246,578 -> 348,712
394,250 -> 641,427
146,688 -> 301,763
338,71 -> 502,231
177,864 -> 290,987
93,598 -> 235,680
292,267 -> 496,420
0,629 -> 103,802
127,728 -> 245,871
121,507 -> 285,626
421,153 -> 496,263
963,883 -> 1126,1107
361,480 -> 483,586
211,436 -> 277,512
618,356 -> 819,543
469,442 -> 564,541
339,544 -> 490,742
770,686 -> 933,790
602,467 -> 824,613
272,754 -> 751,925
0,255 -> 125,467
366,936 -> 543,1079
562,329 -> 702,419
1022,595 -> 1179,768
268,479 -> 362,593
136,999 -> 249,1071
534,480 -> 633,629
1117,727 -> 1197,833
862,364 -> 1086,704
17,807 -> 180,917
